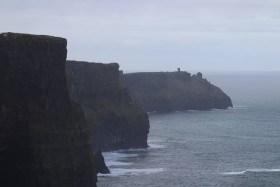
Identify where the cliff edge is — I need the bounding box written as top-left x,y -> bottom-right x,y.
121,71 -> 233,112
0,33 -> 96,187
66,61 -> 150,152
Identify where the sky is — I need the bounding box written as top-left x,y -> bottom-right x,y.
1,0 -> 280,72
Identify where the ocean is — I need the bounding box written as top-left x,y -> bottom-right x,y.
97,72 -> 280,187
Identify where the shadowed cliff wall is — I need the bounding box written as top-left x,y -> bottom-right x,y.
121,71 -> 233,112
66,61 -> 150,152
0,33 -> 96,187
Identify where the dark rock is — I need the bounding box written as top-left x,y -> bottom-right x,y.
120,71 -> 233,112
94,150 -> 110,174
197,72 -> 203,79
66,61 -> 150,152
0,33 -> 96,187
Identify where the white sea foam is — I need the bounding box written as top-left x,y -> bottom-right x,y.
222,171 -> 246,175
228,105 -> 251,110
102,152 -> 138,158
211,108 -> 223,111
102,138 -> 166,168
148,138 -> 166,149
102,152 -> 137,167
98,168 -> 164,177
105,160 -> 133,167
148,143 -> 166,149
99,138 -> 167,179
222,168 -> 280,175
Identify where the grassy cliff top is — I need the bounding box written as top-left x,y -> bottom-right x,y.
67,60 -> 119,69
124,71 -> 190,75
0,32 -> 66,44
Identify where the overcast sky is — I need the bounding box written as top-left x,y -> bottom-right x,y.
1,0 -> 280,72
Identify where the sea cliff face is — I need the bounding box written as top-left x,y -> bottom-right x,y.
0,33 -> 96,187
66,61 -> 150,152
121,71 -> 233,112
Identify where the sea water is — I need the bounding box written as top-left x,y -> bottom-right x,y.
98,72 -> 280,187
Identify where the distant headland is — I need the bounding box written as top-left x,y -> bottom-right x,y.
120,69 -> 233,112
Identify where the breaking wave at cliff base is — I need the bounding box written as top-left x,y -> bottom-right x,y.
98,140 -> 166,178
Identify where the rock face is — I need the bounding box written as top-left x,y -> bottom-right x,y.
0,33 -> 96,187
121,71 -> 233,112
66,61 -> 150,152
94,150 -> 110,174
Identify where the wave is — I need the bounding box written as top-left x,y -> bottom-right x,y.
222,168 -> 280,175
117,144 -> 166,152
99,139 -> 166,178
102,152 -> 138,167
98,168 -> 164,177
102,152 -> 139,159
148,138 -> 166,149
102,141 -> 166,158
148,143 -> 166,149
105,160 -> 133,167
212,105 -> 250,111
228,105 -> 251,110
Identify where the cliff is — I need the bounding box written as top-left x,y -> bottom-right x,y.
0,33 -> 96,187
120,71 -> 233,112
66,61 -> 150,152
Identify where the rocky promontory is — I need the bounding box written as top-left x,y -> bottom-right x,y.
94,150 -> 110,174
121,71 -> 233,112
66,61 -> 150,152
0,33 -> 96,187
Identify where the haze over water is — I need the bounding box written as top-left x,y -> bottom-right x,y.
98,72 -> 280,187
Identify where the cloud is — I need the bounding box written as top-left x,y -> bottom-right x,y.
1,0 -> 280,71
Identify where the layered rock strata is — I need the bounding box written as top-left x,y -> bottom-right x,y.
66,61 -> 150,152
121,71 -> 233,112
0,33 -> 96,187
